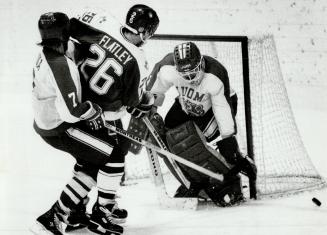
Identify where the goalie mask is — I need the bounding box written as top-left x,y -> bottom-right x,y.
174,42 -> 205,86
125,4 -> 159,44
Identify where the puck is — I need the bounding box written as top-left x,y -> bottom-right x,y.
312,197 -> 321,206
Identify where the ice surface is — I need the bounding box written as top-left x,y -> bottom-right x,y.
1,0 -> 327,234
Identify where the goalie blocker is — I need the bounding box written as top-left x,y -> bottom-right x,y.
163,121 -> 244,206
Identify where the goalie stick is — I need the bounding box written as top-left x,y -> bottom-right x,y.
104,122 -> 224,182
142,116 -> 191,189
126,93 -> 166,155
145,147 -> 198,209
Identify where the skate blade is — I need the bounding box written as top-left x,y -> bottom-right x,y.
29,221 -> 61,235
65,224 -> 87,233
159,196 -> 199,210
88,221 -> 123,235
110,218 -> 126,224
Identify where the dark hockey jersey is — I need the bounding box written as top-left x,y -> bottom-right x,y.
69,10 -> 148,112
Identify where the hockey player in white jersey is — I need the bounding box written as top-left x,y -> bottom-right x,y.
30,12 -> 116,235
146,42 -> 257,206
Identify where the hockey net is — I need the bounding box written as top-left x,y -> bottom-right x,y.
124,34 -> 326,198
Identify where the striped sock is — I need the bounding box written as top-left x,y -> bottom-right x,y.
57,171 -> 96,213
97,162 -> 124,206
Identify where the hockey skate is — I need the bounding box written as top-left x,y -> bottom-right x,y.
30,202 -> 65,235
205,175 -> 246,207
65,197 -> 90,233
88,202 -> 127,235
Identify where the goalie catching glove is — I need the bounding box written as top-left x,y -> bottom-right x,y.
80,101 -> 105,131
126,91 -> 154,119
217,136 -> 257,180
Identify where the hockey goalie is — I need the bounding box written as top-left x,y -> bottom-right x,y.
143,41 -> 257,206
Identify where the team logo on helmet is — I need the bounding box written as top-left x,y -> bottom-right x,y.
40,12 -> 56,24
38,12 -> 70,43
181,64 -> 192,70
129,12 -> 136,23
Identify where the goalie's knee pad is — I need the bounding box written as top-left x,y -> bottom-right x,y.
165,121 -> 231,184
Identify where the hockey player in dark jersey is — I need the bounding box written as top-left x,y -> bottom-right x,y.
63,5 -> 158,234
146,42 -> 257,206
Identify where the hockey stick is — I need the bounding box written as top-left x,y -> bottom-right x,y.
104,122 -> 224,182
145,147 -> 198,209
142,116 -> 191,189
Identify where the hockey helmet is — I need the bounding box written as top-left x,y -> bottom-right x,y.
38,12 -> 70,43
125,4 -> 159,39
174,42 -> 205,85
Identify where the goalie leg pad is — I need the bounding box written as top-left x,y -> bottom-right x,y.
146,112 -> 166,144
127,113 -> 166,154
145,113 -> 190,186
127,116 -> 149,154
166,121 -> 231,184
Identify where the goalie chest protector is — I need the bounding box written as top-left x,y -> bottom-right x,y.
166,121 -> 231,183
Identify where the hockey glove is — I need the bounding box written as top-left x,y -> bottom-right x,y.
126,91 -> 154,119
235,155 -> 257,180
82,102 -> 105,131
217,136 -> 257,180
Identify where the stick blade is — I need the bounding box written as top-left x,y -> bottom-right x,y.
158,195 -> 199,210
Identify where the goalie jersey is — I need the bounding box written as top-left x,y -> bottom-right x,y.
147,53 -> 236,139
69,10 -> 148,112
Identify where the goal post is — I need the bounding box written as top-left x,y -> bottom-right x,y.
124,34 -> 326,198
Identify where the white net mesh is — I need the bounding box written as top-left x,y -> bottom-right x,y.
124,34 -> 326,198
248,35 -> 326,196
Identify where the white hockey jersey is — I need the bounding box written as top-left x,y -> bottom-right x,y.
147,53 -> 236,138
32,47 -> 92,136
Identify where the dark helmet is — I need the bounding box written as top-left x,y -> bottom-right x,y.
38,12 -> 70,44
173,42 -> 204,84
125,4 -> 159,38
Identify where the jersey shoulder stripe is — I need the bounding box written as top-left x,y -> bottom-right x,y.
203,55 -> 230,96
203,55 -> 228,80
43,48 -> 86,118
146,53 -> 174,90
